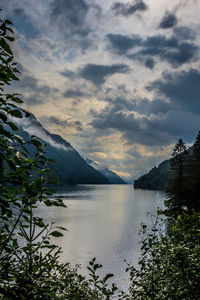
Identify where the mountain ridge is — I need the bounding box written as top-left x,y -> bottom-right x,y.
15,113 -> 125,185
134,145 -> 194,191
84,158 -> 126,184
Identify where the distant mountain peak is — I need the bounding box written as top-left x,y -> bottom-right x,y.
14,113 -> 110,185
84,157 -> 126,184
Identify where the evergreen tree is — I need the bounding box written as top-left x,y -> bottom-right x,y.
186,131 -> 200,211
165,139 -> 189,218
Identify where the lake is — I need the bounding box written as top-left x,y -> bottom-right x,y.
38,184 -> 164,291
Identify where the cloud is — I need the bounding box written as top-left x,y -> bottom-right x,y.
13,8 -> 26,17
106,34 -> 142,55
49,0 -> 101,50
63,88 -> 91,99
47,116 -> 83,131
79,63 -> 130,85
60,69 -> 76,79
144,58 -> 155,69
90,107 -> 200,146
16,115 -> 73,151
89,68 -> 200,146
159,12 -> 178,29
112,0 -> 148,17
129,35 -> 199,68
147,68 -> 200,114
173,26 -> 196,41
14,75 -> 57,106
107,31 -> 199,68
50,0 -> 90,37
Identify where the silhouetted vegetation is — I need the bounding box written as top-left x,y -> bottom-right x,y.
127,212 -> 200,299
134,159 -> 170,190
165,138 -> 190,217
128,137 -> 200,299
165,137 -> 200,217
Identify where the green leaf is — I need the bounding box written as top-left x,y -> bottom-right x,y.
57,226 -> 68,231
0,38 -> 13,55
12,97 -> 23,104
0,111 -> 7,122
5,36 -> 14,42
6,27 -> 14,34
10,109 -> 22,118
32,265 -> 38,273
31,139 -> 42,147
50,231 -> 64,237
5,19 -> 13,25
7,121 -> 18,131
7,159 -> 16,170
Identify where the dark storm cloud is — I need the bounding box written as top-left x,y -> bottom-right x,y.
107,31 -> 199,68
60,69 -> 76,79
79,63 -> 130,85
94,85 -> 171,116
13,8 -> 25,17
159,12 -> 178,29
129,35 -> 199,68
145,58 -> 155,69
106,34 -> 142,55
112,0 -> 148,16
90,109 -> 170,146
63,88 -> 91,98
148,69 -> 200,114
15,75 -> 57,106
90,106 -> 200,146
90,68 -> 200,146
173,26 -> 196,41
47,116 -> 83,131
50,0 -> 89,37
50,0 -> 101,50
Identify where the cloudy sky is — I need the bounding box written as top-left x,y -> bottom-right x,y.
1,0 -> 200,182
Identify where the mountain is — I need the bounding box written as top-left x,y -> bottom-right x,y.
134,159 -> 170,190
134,145 -> 194,191
84,158 -> 126,184
15,114 -> 110,185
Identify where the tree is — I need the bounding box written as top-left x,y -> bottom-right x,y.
127,212 -> 200,300
186,131 -> 200,211
164,138 -> 189,218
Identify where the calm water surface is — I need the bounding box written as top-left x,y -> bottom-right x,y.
38,184 -> 164,291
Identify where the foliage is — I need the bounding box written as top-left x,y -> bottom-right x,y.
165,139 -> 190,218
127,212 -> 200,299
0,15 -> 120,299
128,137 -> 200,299
134,159 -> 170,191
186,131 -> 200,211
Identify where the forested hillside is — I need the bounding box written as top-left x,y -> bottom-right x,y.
134,159 -> 170,190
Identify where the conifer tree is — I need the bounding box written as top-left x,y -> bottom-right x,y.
186,131 -> 200,211
165,139 -> 189,218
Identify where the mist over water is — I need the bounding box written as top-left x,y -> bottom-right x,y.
38,184 -> 164,291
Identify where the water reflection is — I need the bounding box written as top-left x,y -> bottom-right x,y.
37,184 -> 164,291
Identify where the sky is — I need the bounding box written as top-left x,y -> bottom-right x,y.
1,0 -> 200,182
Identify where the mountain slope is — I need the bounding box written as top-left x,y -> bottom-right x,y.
134,146 -> 194,191
16,114 -> 110,185
134,159 -> 170,190
84,158 -> 126,184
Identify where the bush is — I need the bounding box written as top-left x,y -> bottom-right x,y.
127,212 -> 200,299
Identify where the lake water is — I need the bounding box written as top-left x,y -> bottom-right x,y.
38,184 -> 164,291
